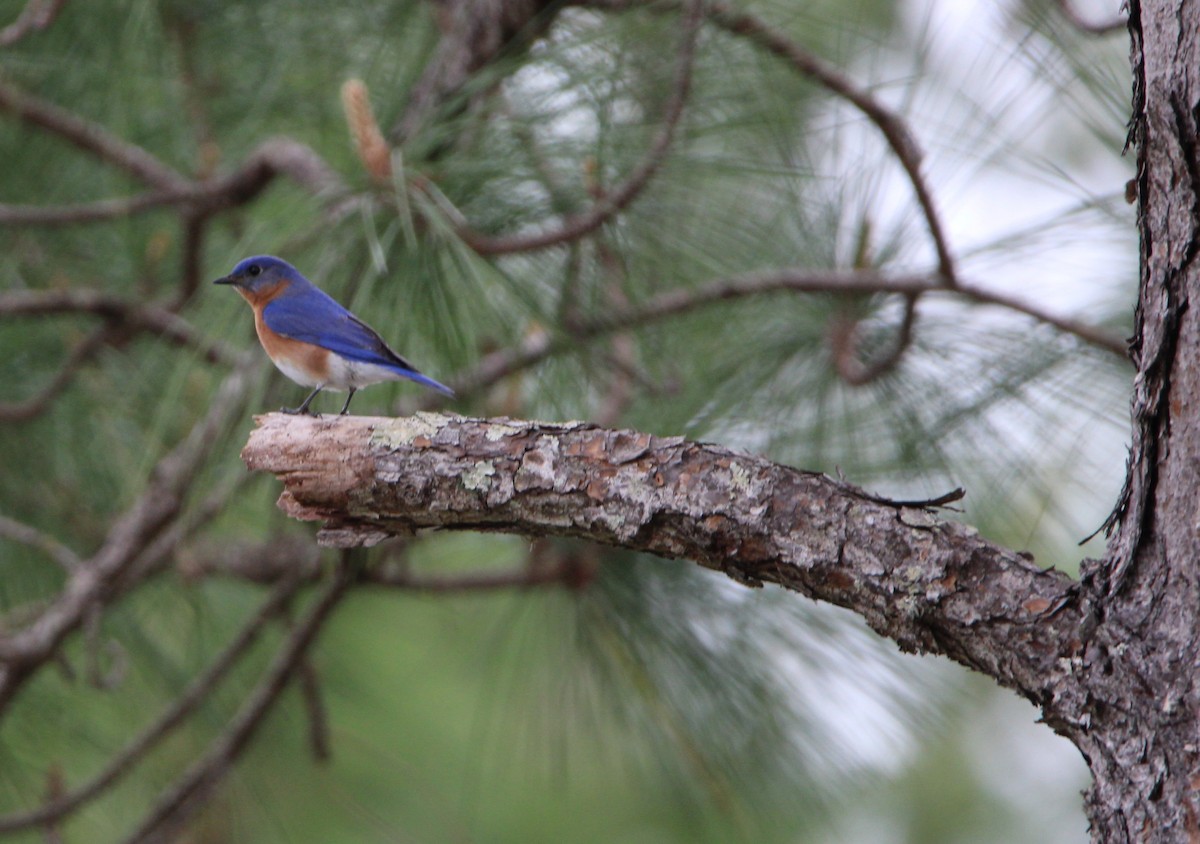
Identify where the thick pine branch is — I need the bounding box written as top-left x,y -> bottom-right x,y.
242,412 -> 1081,702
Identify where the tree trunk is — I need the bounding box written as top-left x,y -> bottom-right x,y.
1062,1 -> 1200,840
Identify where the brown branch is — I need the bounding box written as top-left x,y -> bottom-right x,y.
0,137 -> 347,228
190,136 -> 348,215
0,80 -> 189,192
297,658 -> 331,763
0,359 -> 258,711
392,0 -> 564,142
0,574 -> 304,833
586,0 -> 957,283
0,0 -> 67,48
955,280 -> 1127,355
0,326 -> 109,423
121,561 -> 353,844
0,289 -> 235,365
178,536 -> 323,585
242,413 -> 1081,702
0,193 -> 198,227
829,293 -> 919,385
173,213 -> 206,310
0,514 -> 80,571
451,0 -> 703,256
441,267 -> 1126,403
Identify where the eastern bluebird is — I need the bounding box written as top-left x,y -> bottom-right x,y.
214,255 -> 454,415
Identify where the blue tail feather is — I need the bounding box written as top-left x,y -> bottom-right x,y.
393,366 -> 455,397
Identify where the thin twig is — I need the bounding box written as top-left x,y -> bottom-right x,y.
0,326 -> 110,423
0,574 -> 305,834
594,241 -> 637,425
0,514 -> 80,571
173,213 -> 206,310
0,0 -> 68,48
112,468 -> 260,595
954,279 -> 1127,356
0,80 -> 189,192
121,562 -> 353,844
830,293 -> 919,385
0,193 -> 201,226
0,288 -> 235,365
439,266 -> 1126,403
0,137 -> 348,228
297,658 -> 331,762
451,0 -> 704,255
586,0 -> 957,284
0,359 -> 258,709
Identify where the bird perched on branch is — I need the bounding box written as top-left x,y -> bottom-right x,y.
214,255 -> 454,415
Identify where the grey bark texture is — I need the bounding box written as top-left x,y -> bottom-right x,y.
1068,1 -> 1200,840
239,1 -> 1200,841
242,413 -> 1078,702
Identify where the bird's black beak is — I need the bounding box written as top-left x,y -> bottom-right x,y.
213,274 -> 239,286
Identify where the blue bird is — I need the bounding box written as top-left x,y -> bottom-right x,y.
214,256 -> 453,415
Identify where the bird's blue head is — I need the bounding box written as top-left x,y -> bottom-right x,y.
213,255 -> 305,295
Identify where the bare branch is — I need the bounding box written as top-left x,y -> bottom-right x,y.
0,193 -> 198,227
0,514 -> 80,571
178,536 -> 323,585
0,80 -> 189,192
121,562 -> 353,844
0,326 -> 110,423
452,0 -> 704,255
393,0 -> 563,142
955,280 -> 1127,356
0,137 -> 347,228
0,288 -> 235,365
191,136 -> 348,215
0,0 -> 67,48
242,413 -> 1081,702
586,0 -> 957,283
440,268 -> 1125,402
0,575 -> 304,833
297,658 -> 331,763
0,359 -> 259,710
829,293 -> 919,385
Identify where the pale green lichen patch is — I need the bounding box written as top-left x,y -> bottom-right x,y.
595,510 -> 629,538
370,412 -> 450,448
899,507 -> 938,528
462,460 -> 496,491
729,462 -> 752,494
484,421 -> 525,441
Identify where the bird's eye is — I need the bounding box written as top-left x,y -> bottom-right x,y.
247,264 -> 261,277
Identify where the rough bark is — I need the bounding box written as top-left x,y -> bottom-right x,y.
1065,1 -> 1200,840
243,412 -> 1082,701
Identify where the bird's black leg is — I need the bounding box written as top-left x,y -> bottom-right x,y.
338,388 -> 357,416
283,386 -> 323,415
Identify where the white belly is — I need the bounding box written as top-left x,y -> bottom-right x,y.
322,354 -> 404,391
272,355 -> 324,388
270,348 -> 403,391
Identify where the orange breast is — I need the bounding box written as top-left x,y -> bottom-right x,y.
250,302 -> 331,384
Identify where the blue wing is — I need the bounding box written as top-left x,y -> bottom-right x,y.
262,288 -> 454,396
